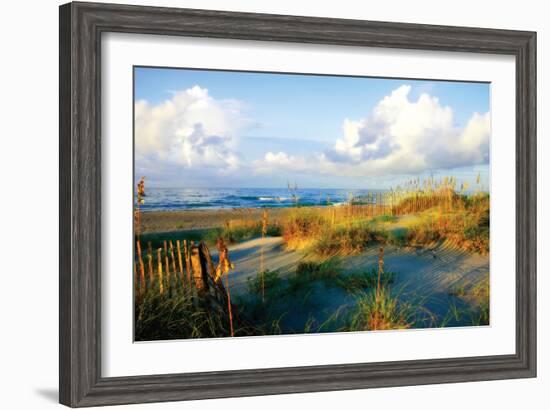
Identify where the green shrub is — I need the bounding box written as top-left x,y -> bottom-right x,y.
386,228 -> 408,246
289,258 -> 342,291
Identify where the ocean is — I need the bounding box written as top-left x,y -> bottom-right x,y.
138,187 -> 386,211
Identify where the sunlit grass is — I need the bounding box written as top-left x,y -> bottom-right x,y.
278,188 -> 489,256
345,287 -> 415,331
135,287 -> 234,341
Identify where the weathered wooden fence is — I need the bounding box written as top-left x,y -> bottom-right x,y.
134,238 -> 234,323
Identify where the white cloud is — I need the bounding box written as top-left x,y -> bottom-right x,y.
256,85 -> 490,177
254,151 -> 310,173
135,86 -> 244,172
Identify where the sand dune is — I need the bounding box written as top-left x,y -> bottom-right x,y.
216,237 -> 489,318
211,237 -> 306,293
343,242 -> 489,316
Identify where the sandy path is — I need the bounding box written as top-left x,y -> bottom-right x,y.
213,237 -> 306,294
215,237 -> 350,332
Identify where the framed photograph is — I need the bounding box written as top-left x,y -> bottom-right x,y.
59,1 -> 536,407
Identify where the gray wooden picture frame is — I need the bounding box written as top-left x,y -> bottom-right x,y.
59,1 -> 536,407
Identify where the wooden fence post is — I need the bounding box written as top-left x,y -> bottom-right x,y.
216,238 -> 235,337
134,262 -> 139,300
199,241 -> 216,278
169,241 -> 177,285
176,240 -> 184,285
147,254 -> 153,287
190,244 -> 206,292
147,241 -> 154,284
163,240 -> 170,290
183,240 -> 191,285
157,248 -> 163,295
136,240 -> 146,294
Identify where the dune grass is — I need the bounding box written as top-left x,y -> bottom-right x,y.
277,190 -> 490,257
345,287 -> 415,331
336,268 -> 395,293
246,269 -> 284,295
405,195 -> 489,254
447,273 -> 490,326
135,287 -> 233,341
282,209 -> 328,250
313,223 -> 377,256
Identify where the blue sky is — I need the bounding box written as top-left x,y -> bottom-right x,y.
134,67 -> 490,189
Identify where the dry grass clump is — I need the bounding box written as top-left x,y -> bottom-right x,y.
281,207 -> 381,255
392,176 -> 466,215
392,190 -> 466,215
313,223 -> 377,256
406,193 -> 489,254
208,218 -> 282,244
282,209 -> 329,250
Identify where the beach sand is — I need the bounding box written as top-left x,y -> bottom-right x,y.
140,208 -> 294,233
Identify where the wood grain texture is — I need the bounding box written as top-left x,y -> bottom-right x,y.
59,1 -> 537,407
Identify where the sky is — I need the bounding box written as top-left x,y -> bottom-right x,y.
134,66 -> 490,190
